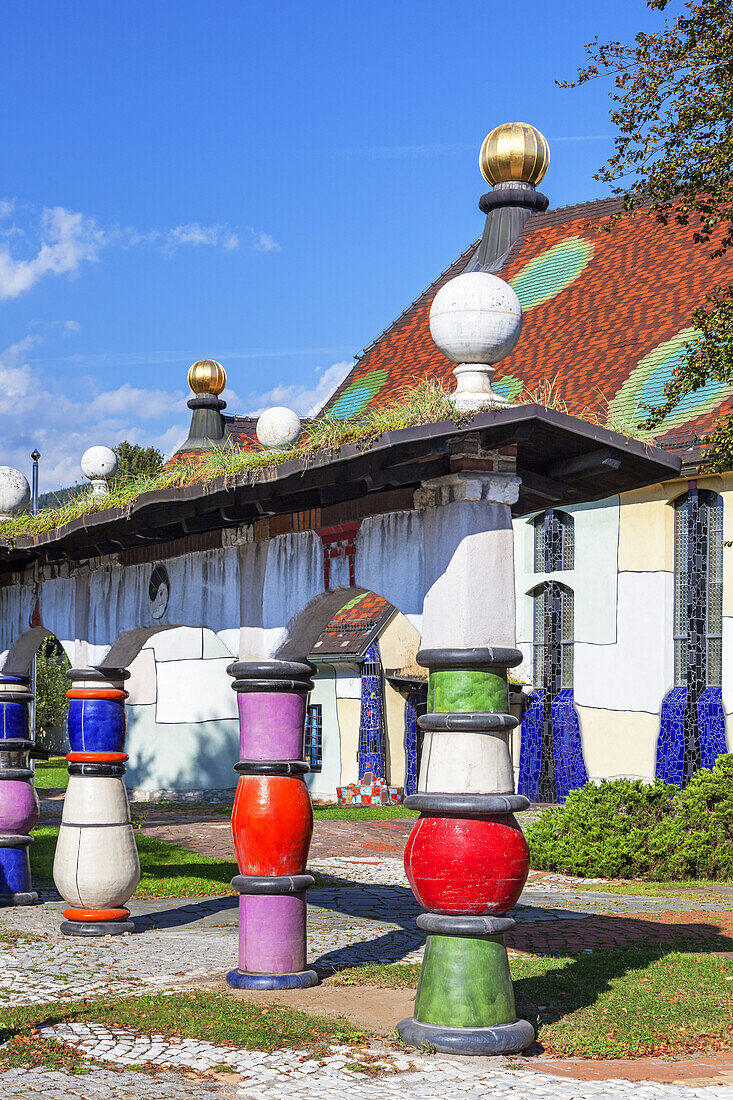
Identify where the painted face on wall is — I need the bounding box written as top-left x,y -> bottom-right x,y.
148,564 -> 169,620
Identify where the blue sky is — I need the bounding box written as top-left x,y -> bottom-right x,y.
0,0 -> 665,487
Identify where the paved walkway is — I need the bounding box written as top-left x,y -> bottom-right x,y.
4,802 -> 732,1096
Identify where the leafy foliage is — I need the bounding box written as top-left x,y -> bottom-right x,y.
34,636 -> 70,749
113,440 -> 164,481
563,0 -> 733,453
527,753 -> 733,879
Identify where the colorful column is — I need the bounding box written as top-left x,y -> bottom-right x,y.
53,667 -> 140,935
398,647 -> 534,1054
0,675 -> 39,905
226,659 -> 318,990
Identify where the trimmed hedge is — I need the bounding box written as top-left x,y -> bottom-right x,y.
526,753 -> 733,880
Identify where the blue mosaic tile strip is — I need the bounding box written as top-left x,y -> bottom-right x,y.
698,686 -> 728,770
358,642 -> 386,780
403,692 -> 419,797
656,686 -> 687,785
551,688 -> 588,802
518,689 -> 543,801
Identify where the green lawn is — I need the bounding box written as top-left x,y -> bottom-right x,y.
0,991 -> 369,1072
34,756 -> 68,790
0,950 -> 731,1065
313,804 -> 417,821
328,949 -> 733,1058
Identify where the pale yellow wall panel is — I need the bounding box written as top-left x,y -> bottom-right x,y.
618,486 -> 676,573
336,698 -> 361,786
384,681 -> 407,786
577,704 -> 659,781
378,613 -> 421,669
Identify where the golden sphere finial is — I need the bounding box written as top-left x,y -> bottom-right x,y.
479,122 -> 550,187
188,359 -> 226,396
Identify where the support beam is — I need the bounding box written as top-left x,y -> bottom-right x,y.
548,447 -> 621,480
53,667 -> 139,936
226,659 -> 318,990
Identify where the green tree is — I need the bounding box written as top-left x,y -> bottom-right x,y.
113,440 -> 165,482
35,635 -> 70,749
563,0 -> 733,464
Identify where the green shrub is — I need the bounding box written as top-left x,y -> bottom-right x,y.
526,754 -> 733,880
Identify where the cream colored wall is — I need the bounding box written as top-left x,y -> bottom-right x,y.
336,697 -> 360,786
577,704 -> 660,782
384,682 -> 406,785
377,613 -> 421,669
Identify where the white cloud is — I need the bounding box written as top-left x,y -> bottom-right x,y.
0,207 -> 105,300
0,204 -> 277,301
252,231 -> 280,253
0,330 -> 353,490
244,360 -> 353,417
164,223 -> 241,254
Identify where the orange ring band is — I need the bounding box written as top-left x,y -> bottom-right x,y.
66,751 -> 128,763
63,907 -> 130,922
66,689 -> 129,700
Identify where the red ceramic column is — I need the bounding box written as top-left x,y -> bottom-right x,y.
226,659 -> 318,989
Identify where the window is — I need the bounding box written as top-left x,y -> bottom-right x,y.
674,488 -> 723,689
533,510 -> 574,572
304,704 -> 323,772
533,581 -> 574,691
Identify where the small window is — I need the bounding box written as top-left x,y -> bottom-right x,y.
532,581 -> 574,690
533,510 -> 574,572
305,704 -> 323,772
674,488 -> 723,688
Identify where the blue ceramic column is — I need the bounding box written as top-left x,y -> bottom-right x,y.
0,674 -> 39,905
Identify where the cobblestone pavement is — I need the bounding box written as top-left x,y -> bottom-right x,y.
16,1022 -> 731,1098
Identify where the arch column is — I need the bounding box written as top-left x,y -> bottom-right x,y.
0,675 -> 39,905
53,667 -> 140,935
226,659 -> 318,989
398,469 -> 535,1055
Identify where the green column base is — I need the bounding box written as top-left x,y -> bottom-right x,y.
414,932 -> 516,1028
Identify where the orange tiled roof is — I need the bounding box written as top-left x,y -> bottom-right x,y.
310,591 -> 393,658
323,198 -> 733,446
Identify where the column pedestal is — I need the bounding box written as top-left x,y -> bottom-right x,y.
0,676 -> 39,905
227,660 -> 318,990
398,648 -> 535,1055
53,667 -> 140,936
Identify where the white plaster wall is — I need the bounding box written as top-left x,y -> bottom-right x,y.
0,583 -> 33,668
307,665 -> 341,800
577,705 -> 660,782
87,547 -> 240,665
722,617 -> 733,719
355,511 -> 425,633
422,501 -> 515,650
334,664 -> 361,698
574,571 -> 674,714
125,627 -> 239,794
515,497 -> 619,648
261,532 -> 324,656
155,657 -> 237,724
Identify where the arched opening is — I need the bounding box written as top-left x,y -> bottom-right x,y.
277,587 -> 425,801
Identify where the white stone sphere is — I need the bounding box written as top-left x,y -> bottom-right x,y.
0,466 -> 30,518
256,407 -> 302,451
429,271 -> 522,365
81,445 -> 118,482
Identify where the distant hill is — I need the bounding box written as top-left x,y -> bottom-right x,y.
37,484 -> 87,509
